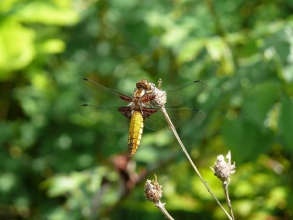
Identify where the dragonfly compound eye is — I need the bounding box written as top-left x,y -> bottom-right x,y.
136,80 -> 150,89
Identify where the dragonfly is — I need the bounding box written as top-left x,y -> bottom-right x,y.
79,78 -> 207,156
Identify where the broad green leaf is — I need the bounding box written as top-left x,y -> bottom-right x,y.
279,96 -> 293,151
221,118 -> 274,161
205,37 -> 235,75
243,81 -> 280,128
0,0 -> 19,13
0,19 -> 35,75
0,172 -> 17,193
178,39 -> 205,63
15,1 -> 79,25
46,173 -> 88,197
37,39 -> 65,54
161,26 -> 190,47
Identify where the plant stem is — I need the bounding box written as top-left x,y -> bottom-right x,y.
155,201 -> 174,220
160,107 -> 232,220
223,182 -> 235,220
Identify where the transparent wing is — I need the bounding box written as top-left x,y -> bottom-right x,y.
165,80 -> 207,106
79,79 -> 206,131
79,104 -> 130,130
144,108 -> 205,130
79,78 -> 132,106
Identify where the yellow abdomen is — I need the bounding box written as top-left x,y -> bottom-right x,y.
128,111 -> 144,156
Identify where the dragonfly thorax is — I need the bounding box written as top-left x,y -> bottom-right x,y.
133,87 -> 146,98
136,81 -> 167,107
130,87 -> 156,111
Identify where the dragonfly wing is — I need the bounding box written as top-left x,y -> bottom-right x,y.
79,78 -> 132,106
79,104 -> 130,130
143,108 -> 168,130
165,80 -> 207,106
165,108 -> 205,128
144,108 -> 205,130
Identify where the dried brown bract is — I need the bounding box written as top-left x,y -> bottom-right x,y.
144,174 -> 162,203
211,151 -> 236,184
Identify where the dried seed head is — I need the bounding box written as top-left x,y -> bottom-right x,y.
211,151 -> 236,183
152,88 -> 167,107
144,175 -> 162,203
144,79 -> 167,107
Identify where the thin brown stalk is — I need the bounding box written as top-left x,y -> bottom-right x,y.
223,182 -> 235,220
160,107 -> 233,220
155,201 -> 174,220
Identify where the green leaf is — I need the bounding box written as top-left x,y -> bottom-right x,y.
161,26 -> 190,47
279,96 -> 293,151
205,37 -> 235,75
15,1 -> 78,25
243,81 -> 280,128
221,118 -> 274,161
0,19 -> 35,75
0,0 -> 18,13
178,39 -> 205,63
37,39 -> 66,54
0,172 -> 17,193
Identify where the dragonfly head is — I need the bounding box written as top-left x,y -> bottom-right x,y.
136,80 -> 151,90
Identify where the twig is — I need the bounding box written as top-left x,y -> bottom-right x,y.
160,107 -> 233,220
223,182 -> 235,220
155,201 -> 174,220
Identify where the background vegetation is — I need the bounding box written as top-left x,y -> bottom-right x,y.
1,0 -> 293,219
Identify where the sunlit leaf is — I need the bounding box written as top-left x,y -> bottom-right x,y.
178,39 -> 205,63
37,39 -> 66,54
15,1 -> 79,25
0,19 -> 35,75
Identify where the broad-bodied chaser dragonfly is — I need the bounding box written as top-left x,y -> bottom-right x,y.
79,78 -> 206,156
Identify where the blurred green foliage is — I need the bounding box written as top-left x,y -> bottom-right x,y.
1,0 -> 293,219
